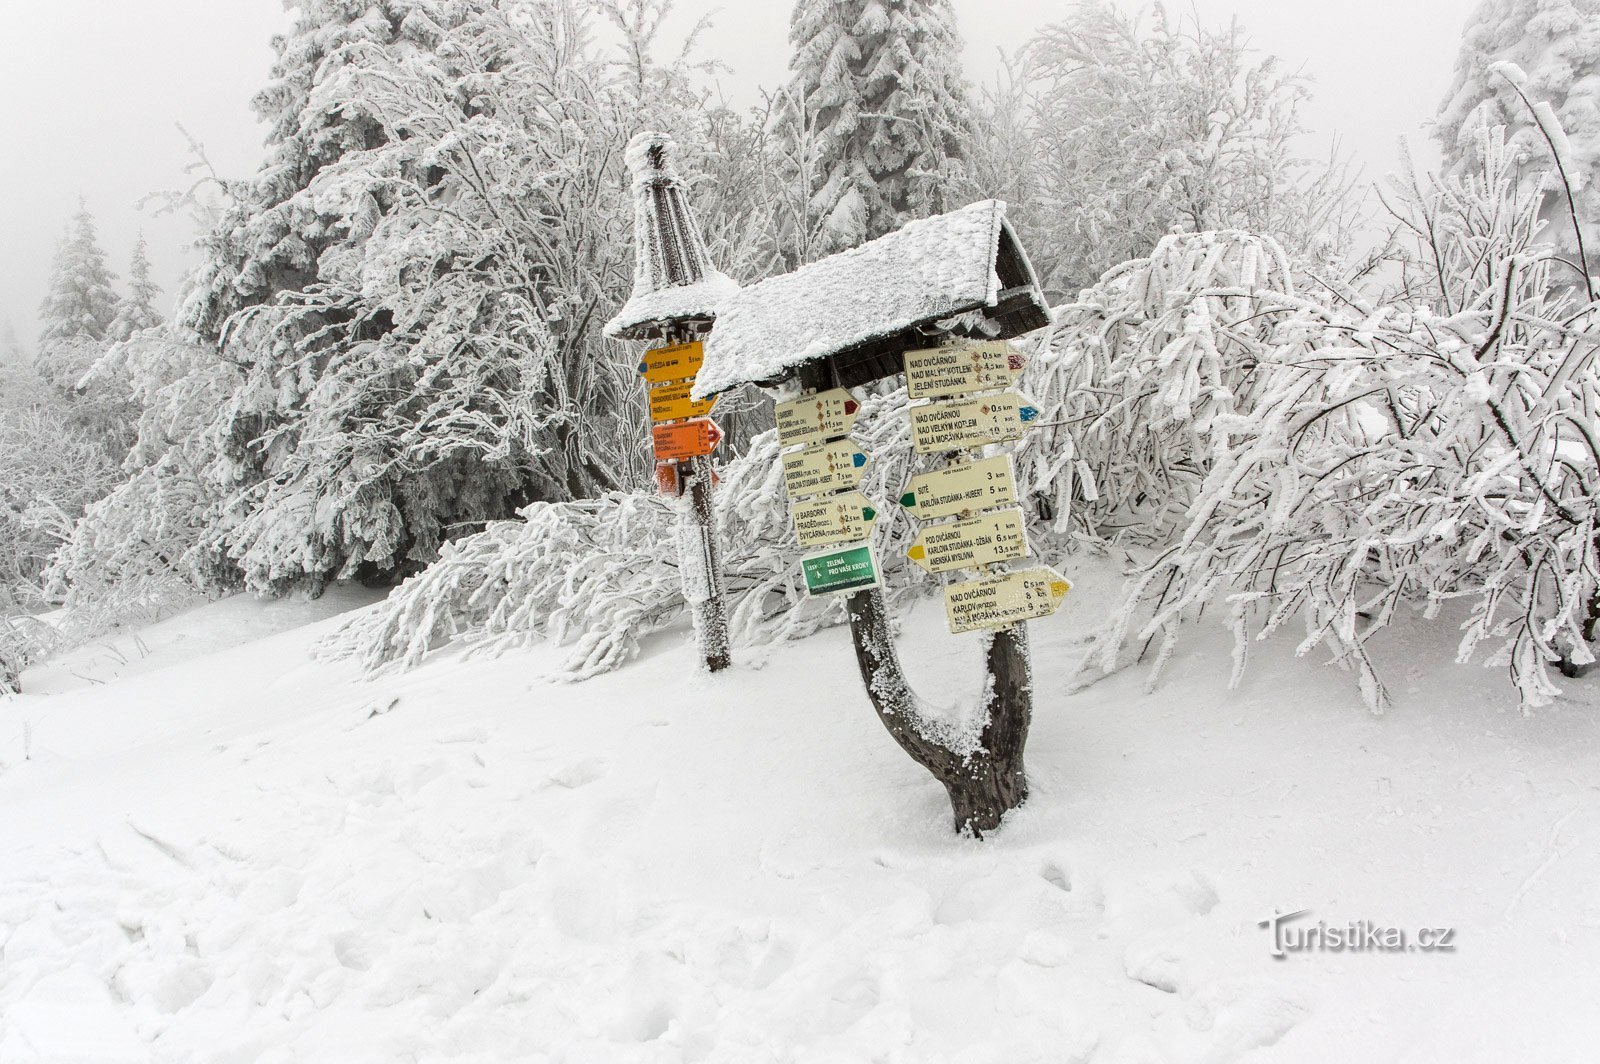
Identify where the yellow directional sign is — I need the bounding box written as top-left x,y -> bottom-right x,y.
792,490 -> 878,549
944,567 -> 1071,634
904,341 -> 1026,400
900,455 -> 1016,520
909,392 -> 1040,453
783,439 -> 868,499
906,507 -> 1028,573
775,388 -> 860,448
650,379 -> 717,423
638,340 -> 704,384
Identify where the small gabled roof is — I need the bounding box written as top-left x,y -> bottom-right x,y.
604,131 -> 738,341
694,200 -> 1047,398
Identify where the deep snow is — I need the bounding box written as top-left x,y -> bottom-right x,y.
3,559 -> 1599,1062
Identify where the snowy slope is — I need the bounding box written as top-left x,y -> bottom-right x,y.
3,560 -> 1600,1063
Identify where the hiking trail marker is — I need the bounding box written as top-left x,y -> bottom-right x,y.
775,388 -> 860,448
783,439 -> 867,498
801,541 -> 882,596
904,340 -> 1026,400
638,340 -> 704,383
650,378 -> 718,423
944,568 -> 1071,634
652,417 -> 723,462
909,392 -> 1040,453
906,507 -> 1029,574
900,455 -> 1017,520
792,490 -> 877,549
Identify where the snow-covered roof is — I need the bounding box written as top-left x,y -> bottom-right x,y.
605,132 -> 738,341
694,200 -> 1046,397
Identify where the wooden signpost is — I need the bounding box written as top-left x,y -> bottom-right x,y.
944,568 -> 1071,635
904,340 -> 1026,400
906,507 -> 1029,573
782,440 -> 867,498
900,455 -> 1017,520
775,388 -> 860,448
909,392 -> 1040,453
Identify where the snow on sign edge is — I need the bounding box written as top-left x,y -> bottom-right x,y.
693,200 -> 1009,399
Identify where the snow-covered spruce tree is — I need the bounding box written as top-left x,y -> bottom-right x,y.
1003,2 -> 1350,300
106,234 -> 163,343
1435,0 -> 1600,272
37,200 -> 120,387
782,0 -> 972,258
1075,127 -> 1600,712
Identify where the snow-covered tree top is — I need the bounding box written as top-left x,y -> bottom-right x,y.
694,199 -> 1042,397
605,131 -> 739,341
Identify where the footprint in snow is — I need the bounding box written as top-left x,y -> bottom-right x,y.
548,758 -> 607,789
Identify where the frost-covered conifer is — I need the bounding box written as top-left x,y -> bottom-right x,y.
1435,0 -> 1600,268
106,235 -> 162,343
36,201 -> 120,391
784,0 -> 972,255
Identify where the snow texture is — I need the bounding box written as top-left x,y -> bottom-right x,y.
693,199 -> 1012,397
604,131 -> 739,339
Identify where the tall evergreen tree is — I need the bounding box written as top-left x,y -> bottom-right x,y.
0,321 -> 24,366
37,201 -> 120,389
784,0 -> 972,256
1435,0 -> 1600,268
106,234 -> 163,342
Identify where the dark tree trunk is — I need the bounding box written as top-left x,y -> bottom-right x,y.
846,587 -> 1031,835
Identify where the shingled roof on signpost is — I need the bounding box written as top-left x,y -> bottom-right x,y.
603,132 -> 739,342
693,200 -> 1048,398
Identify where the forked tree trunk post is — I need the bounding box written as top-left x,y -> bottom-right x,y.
800,362 -> 1034,834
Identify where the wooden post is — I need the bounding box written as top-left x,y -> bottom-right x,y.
669,324 -> 730,673
799,360 -> 1034,835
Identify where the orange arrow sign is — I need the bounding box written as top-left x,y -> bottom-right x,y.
652,418 -> 723,461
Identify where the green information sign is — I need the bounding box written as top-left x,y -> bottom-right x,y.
800,541 -> 881,597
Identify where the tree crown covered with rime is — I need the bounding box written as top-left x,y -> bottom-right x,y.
784,0 -> 972,255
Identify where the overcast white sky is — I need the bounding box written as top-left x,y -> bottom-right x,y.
0,0 -> 1479,350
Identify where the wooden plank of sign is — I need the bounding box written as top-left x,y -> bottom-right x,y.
800,540 -> 881,597
900,455 -> 1016,520
906,506 -> 1029,573
943,567 -> 1071,634
903,341 -> 1026,400
783,440 -> 867,499
792,490 -> 878,549
650,379 -> 718,423
652,417 -> 723,461
775,388 -> 860,448
909,392 -> 1039,453
638,340 -> 705,384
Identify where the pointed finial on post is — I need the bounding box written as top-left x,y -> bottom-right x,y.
605,131 -> 738,341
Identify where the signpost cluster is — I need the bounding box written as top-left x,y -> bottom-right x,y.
640,338 -> 730,671
773,388 -> 880,597
898,341 -> 1070,635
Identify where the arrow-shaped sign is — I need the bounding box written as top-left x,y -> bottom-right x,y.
792,489 -> 878,549
943,567 -> 1071,634
900,455 -> 1016,520
650,379 -> 718,423
909,392 -> 1039,453
904,341 -> 1026,400
775,388 -> 860,448
783,439 -> 868,500
906,507 -> 1029,573
638,340 -> 704,384
652,417 -> 723,461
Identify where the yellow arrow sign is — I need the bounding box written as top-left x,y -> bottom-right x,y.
775,388 -> 860,448
650,379 -> 717,423
792,490 -> 878,549
909,392 -> 1040,453
904,341 -> 1026,400
783,439 -> 868,500
638,340 -> 704,384
906,507 -> 1029,573
900,455 -> 1016,520
944,567 -> 1071,634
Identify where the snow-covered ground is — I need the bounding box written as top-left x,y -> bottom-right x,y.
3,559 -> 1599,1062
